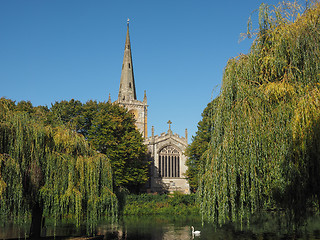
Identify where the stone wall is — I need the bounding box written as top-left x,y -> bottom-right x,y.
144,128 -> 190,194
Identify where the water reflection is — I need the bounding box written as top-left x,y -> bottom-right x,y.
2,215 -> 320,239
0,222 -> 29,239
98,215 -> 320,240
97,216 -> 201,240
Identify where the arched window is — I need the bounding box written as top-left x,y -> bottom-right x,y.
158,146 -> 180,178
129,109 -> 138,121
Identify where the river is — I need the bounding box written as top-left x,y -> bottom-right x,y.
1,215 -> 320,239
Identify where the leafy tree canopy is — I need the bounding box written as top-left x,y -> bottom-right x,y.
49,99 -> 149,192
185,99 -> 216,191
198,1 -> 320,228
0,100 -> 117,237
0,97 -> 148,191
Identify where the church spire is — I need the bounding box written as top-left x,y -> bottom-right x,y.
118,19 -> 137,102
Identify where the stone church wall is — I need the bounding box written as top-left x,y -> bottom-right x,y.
144,129 -> 190,194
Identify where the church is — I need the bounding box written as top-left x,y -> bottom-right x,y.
110,21 -> 190,194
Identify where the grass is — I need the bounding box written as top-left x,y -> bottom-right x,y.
123,192 -> 200,216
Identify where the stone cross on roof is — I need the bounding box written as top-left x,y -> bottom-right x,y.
167,120 -> 173,135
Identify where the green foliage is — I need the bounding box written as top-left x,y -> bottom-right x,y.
49,100 -> 149,191
0,106 -> 117,236
123,193 -> 199,216
15,100 -> 35,114
185,99 -> 216,191
0,98 -> 50,124
49,99 -> 84,131
0,98 -> 15,113
198,1 -> 320,228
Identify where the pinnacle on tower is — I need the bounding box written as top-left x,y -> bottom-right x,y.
143,90 -> 147,103
118,20 -> 137,102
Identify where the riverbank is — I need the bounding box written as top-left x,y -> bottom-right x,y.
123,192 -> 200,216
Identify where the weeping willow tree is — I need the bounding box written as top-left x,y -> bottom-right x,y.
198,1 -> 320,228
0,104 -> 117,237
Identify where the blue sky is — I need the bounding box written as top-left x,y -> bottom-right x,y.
0,0 -> 283,141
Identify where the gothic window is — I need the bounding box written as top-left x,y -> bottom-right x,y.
128,63 -> 131,68
129,82 -> 132,88
158,146 -> 180,178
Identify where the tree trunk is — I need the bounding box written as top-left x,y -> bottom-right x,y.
29,202 -> 43,238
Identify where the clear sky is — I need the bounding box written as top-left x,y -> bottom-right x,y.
0,0 -> 283,142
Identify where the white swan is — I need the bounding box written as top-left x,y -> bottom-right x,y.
191,226 -> 201,237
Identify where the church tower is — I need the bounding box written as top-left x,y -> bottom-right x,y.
116,20 -> 148,138
110,20 -> 189,194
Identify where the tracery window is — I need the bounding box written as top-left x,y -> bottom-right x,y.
158,146 -> 180,178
